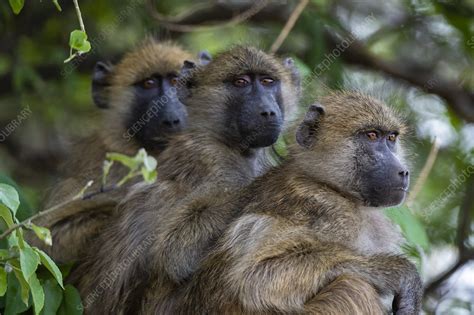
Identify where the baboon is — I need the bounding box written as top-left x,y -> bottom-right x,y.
72,46 -> 301,314
31,39 -> 210,264
169,91 -> 423,315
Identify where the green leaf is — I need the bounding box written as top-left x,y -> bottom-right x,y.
0,184 -> 20,214
57,285 -> 83,315
40,280 -> 63,315
52,0 -> 62,11
0,267 -> 7,296
35,249 -> 63,288
69,30 -> 91,53
8,0 -> 24,14
0,204 -> 14,228
0,249 -> 10,259
106,152 -> 139,170
140,167 -> 157,184
385,206 -> 430,251
29,224 -> 52,246
5,271 -> 29,314
143,156 -> 157,171
20,247 -> 39,281
12,266 -> 29,306
0,175 -> 33,221
29,273 -> 45,315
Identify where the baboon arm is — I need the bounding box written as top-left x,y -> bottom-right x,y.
157,186 -> 237,283
304,275 -> 385,315
219,214 -> 421,314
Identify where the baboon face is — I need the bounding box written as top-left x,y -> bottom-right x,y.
181,46 -> 297,149
91,41 -> 210,151
93,62 -> 187,151
125,72 -> 188,150
296,93 -> 409,208
226,73 -> 284,148
354,129 -> 409,207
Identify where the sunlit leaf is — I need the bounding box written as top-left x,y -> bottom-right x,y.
0,184 -> 20,214
143,156 -> 157,172
29,224 -> 52,246
35,248 -> 64,288
106,152 -> 138,170
69,30 -> 91,53
20,247 -> 39,281
0,204 -> 14,228
8,0 -> 24,14
29,273 -> 45,315
140,167 -> 157,184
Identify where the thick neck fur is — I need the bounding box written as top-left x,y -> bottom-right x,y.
156,128 -> 264,188
245,158 -> 365,220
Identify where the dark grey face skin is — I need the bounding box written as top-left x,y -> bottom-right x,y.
91,61 -> 187,151
355,129 -> 410,207
224,74 -> 284,149
128,74 -> 188,151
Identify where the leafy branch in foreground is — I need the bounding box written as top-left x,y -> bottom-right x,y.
8,0 -> 91,63
0,148 -> 157,314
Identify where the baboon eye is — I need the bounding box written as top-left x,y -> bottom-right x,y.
233,78 -> 250,87
260,78 -> 275,86
366,131 -> 378,141
170,77 -> 179,86
387,133 -> 398,142
142,78 -> 158,89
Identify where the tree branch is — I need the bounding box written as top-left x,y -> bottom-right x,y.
424,176 -> 474,296
324,31 -> 474,122
270,0 -> 309,53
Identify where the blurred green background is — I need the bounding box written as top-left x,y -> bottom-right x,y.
0,0 -> 473,313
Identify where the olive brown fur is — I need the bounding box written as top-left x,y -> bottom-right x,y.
71,46 -> 301,314
169,91 -> 422,315
30,39 -> 194,264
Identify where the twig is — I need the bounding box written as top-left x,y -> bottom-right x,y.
270,0 -> 309,53
0,184 -> 117,241
72,0 -> 86,33
148,0 -> 269,32
406,138 -> 440,207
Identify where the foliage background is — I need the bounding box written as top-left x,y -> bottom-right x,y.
0,0 -> 473,313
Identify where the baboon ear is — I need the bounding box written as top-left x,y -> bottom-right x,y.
197,50 -> 212,65
296,103 -> 325,149
92,61 -> 114,109
283,57 -> 301,86
177,60 -> 198,102
181,60 -> 197,77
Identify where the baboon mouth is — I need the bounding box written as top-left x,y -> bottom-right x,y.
394,188 -> 408,192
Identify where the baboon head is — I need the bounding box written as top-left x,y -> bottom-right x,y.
178,46 -> 300,150
295,92 -> 409,207
92,38 -> 211,152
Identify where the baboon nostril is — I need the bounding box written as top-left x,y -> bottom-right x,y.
162,121 -> 172,127
261,111 -> 276,117
173,119 -> 180,125
399,170 -> 409,177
